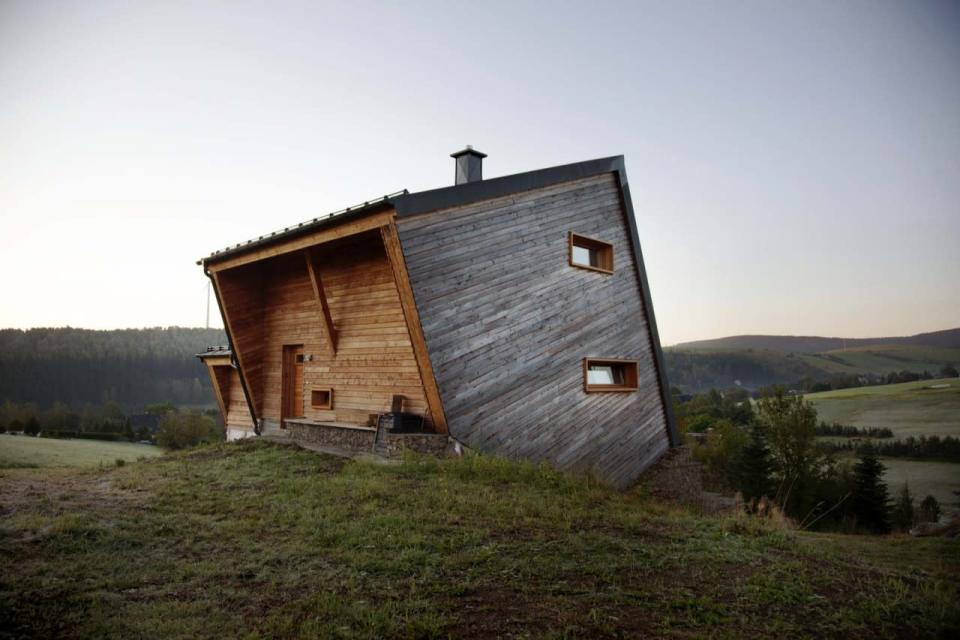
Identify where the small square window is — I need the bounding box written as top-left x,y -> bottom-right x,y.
569,233 -> 614,273
311,388 -> 333,409
583,358 -> 639,392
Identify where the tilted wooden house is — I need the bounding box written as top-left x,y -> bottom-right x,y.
197,149 -> 678,487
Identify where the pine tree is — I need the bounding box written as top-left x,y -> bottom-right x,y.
24,416 -> 40,437
736,425 -> 774,511
850,448 -> 891,534
919,495 -> 941,523
891,483 -> 915,531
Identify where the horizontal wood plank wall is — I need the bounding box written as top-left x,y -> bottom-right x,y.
224,368 -> 254,431
396,173 -> 669,488
253,231 -> 433,427
208,362 -> 231,419
214,265 -> 266,417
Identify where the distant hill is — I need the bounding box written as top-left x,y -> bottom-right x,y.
0,327 -> 227,410
665,328 -> 960,393
671,328 -> 960,353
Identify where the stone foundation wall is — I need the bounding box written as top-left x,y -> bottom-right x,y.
287,422 -> 376,455
382,432 -> 449,458
286,420 -> 449,459
637,446 -> 703,504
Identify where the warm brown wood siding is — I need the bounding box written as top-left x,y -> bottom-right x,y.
219,231 -> 433,428
224,367 -> 254,431
396,173 -> 669,488
203,359 -> 255,434
214,265 -> 266,416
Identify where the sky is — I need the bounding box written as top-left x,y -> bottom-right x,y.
1,1 -> 958,345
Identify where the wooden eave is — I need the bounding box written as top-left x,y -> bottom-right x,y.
198,195 -> 404,271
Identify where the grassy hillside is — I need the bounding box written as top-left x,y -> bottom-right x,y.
665,344 -> 960,393
673,328 -> 960,353
1,441 -> 957,639
663,348 -> 824,392
0,435 -> 162,469
804,378 -> 960,437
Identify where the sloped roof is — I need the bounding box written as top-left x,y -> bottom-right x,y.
197,156 -> 631,268
198,191 -> 407,266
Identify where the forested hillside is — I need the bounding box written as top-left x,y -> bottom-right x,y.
672,328 -> 960,353
0,327 -> 226,409
665,331 -> 960,393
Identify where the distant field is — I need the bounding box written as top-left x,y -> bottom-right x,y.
805,377 -> 960,437
880,458 -> 960,512
0,435 -> 162,468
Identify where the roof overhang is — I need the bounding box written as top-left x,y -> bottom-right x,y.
197,193 -> 405,269
196,347 -> 232,361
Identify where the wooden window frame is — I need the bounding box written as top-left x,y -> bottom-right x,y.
311,388 -> 333,410
569,232 -> 614,274
583,358 -> 639,393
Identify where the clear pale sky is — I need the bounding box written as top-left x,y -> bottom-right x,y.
1,1 -> 958,345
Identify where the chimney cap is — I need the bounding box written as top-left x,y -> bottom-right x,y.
450,145 -> 487,159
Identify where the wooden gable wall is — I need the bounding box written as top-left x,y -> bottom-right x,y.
202,357 -> 255,437
212,230 -> 434,430
213,265 -> 266,416
395,173 -> 670,488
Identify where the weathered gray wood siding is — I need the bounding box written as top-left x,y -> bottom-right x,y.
395,173 -> 670,488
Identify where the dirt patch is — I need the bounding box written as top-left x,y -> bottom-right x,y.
443,584 -> 666,639
0,467 -> 152,517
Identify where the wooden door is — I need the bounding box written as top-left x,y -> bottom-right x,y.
282,344 -> 305,425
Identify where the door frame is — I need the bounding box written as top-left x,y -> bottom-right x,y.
281,344 -> 305,426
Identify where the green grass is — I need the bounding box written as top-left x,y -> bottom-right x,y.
0,435 -> 162,468
804,377 -> 960,438
1,440 -> 957,639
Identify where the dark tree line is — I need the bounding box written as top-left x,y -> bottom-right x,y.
2,399 -> 157,442
0,327 -> 226,410
0,399 -> 223,448
814,423 -> 894,438
664,350 -> 821,393
823,435 -> 960,463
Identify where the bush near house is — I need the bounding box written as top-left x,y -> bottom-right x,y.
155,411 -> 223,450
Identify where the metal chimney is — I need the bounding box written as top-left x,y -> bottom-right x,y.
451,146 -> 487,185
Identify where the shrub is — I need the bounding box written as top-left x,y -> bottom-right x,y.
156,411 -> 223,450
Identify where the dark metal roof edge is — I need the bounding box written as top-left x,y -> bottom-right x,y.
393,155 -> 624,218
198,192 -> 406,267
612,161 -> 681,448
195,349 -> 232,360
